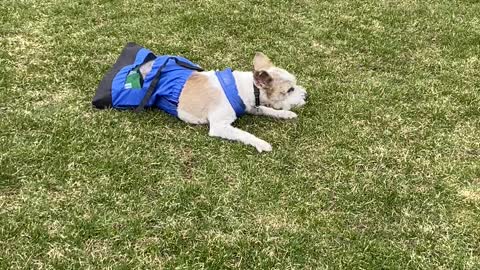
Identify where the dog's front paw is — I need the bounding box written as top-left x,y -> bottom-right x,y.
254,140 -> 272,153
279,110 -> 297,119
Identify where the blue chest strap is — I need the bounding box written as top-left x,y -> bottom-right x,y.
215,68 -> 246,117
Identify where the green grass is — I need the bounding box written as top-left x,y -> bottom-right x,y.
1,0 -> 480,268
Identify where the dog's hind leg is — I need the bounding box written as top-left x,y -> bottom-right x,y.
208,123 -> 272,152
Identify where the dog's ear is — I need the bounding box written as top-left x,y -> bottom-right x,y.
253,52 -> 273,71
254,70 -> 273,88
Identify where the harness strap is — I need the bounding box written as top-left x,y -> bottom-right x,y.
135,57 -> 203,112
174,59 -> 203,71
215,68 -> 246,117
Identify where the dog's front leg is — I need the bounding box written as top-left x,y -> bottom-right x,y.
249,106 -> 297,119
208,122 -> 272,152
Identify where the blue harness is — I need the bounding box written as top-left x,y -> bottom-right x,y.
215,68 -> 246,117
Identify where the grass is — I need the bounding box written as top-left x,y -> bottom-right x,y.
1,0 -> 480,268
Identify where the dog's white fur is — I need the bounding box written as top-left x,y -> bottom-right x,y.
175,53 -> 307,152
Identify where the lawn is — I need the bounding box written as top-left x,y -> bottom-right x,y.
1,0 -> 480,269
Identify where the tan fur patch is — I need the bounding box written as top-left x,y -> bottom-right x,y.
178,72 -> 222,120
264,69 -> 295,100
139,60 -> 154,78
253,53 -> 295,101
253,52 -> 273,70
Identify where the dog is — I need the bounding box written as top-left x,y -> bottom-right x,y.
140,52 -> 308,152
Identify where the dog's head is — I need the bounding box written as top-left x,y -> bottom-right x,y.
253,52 -> 308,110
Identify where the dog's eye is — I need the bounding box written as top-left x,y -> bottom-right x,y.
287,87 -> 295,93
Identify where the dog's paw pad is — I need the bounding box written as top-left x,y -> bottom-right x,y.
255,140 -> 272,153
281,111 -> 297,119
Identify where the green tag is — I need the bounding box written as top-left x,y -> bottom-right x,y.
125,68 -> 142,89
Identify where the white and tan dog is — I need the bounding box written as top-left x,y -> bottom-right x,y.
144,53 -> 308,152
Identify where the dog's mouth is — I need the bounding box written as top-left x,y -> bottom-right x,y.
289,102 -> 306,111
285,97 -> 308,110
265,91 -> 308,111
267,102 -> 303,111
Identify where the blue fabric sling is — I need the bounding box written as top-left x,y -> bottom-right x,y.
93,43 -> 246,118
93,43 -> 203,116
111,56 -> 199,116
215,68 -> 246,117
